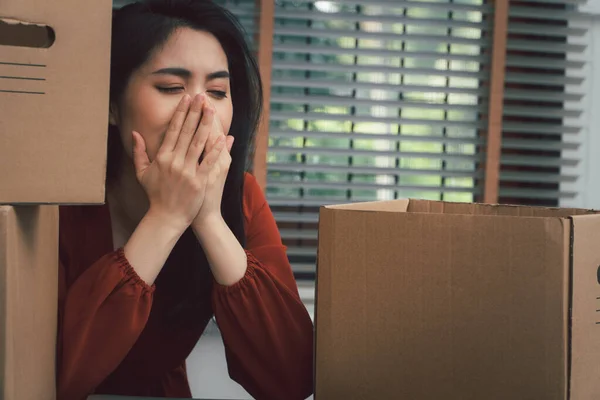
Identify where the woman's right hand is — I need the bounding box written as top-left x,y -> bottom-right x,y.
131,93 -> 226,233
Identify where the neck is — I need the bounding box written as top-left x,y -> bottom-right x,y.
106,157 -> 149,234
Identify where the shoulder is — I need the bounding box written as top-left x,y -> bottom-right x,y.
57,204 -> 112,269
242,172 -> 267,224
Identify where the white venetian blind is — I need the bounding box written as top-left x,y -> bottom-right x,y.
266,0 -> 492,278
213,0 -> 257,48
498,0 -> 587,207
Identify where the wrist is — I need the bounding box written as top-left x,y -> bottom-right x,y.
192,212 -> 225,239
145,207 -> 188,238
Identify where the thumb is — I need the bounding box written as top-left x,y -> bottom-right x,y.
226,135 -> 235,153
132,130 -> 150,178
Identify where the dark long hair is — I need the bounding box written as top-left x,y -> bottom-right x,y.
108,0 -> 263,323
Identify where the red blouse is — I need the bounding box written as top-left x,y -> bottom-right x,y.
56,173 -> 314,400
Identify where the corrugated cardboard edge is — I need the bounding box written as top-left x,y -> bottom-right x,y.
314,205 -> 333,400
568,214 -> 600,400
324,198 -> 596,217
0,208 -> 8,395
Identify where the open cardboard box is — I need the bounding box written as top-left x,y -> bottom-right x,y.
0,0 -> 112,204
315,199 -> 600,400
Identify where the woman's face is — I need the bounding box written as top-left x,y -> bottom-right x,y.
110,27 -> 233,162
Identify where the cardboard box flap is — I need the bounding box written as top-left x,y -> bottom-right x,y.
408,199 -> 596,218
324,199 -> 409,213
569,214 -> 600,399
0,0 -> 111,203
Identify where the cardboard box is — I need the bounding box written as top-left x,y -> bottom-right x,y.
0,0 -> 112,203
315,199 -> 600,400
0,206 -> 58,400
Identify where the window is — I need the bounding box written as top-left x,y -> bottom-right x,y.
267,0 -> 490,279
263,0 -> 587,280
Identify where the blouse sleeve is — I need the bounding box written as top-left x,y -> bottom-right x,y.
211,174 -> 314,400
57,248 -> 154,400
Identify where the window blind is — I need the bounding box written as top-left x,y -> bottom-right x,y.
213,0 -> 257,48
495,0 -> 587,207
267,0 -> 492,278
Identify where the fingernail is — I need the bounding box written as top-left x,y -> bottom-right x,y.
181,94 -> 191,104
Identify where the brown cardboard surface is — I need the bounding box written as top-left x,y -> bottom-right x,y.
315,199 -> 600,400
0,206 -> 58,400
0,0 -> 111,204
569,215 -> 600,399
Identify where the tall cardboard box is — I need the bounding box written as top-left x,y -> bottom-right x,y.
316,199 -> 600,400
0,0 -> 112,203
0,206 -> 58,400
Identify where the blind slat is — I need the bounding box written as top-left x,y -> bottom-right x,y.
270,111 -> 485,128
508,23 -> 587,37
275,27 -> 491,47
505,72 -> 584,86
268,163 -> 482,178
509,6 -> 587,22
272,61 -> 487,79
269,130 -> 484,144
270,180 -> 478,193
503,89 -> 583,102
273,44 -> 488,62
506,39 -> 586,54
270,146 -> 481,161
272,78 -> 485,96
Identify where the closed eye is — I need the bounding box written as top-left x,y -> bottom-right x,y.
208,90 -> 228,99
157,86 -> 184,94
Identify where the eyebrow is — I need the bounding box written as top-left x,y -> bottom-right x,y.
151,68 -> 230,81
207,70 -> 230,81
151,67 -> 191,78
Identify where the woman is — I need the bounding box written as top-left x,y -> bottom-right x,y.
56,1 -> 314,399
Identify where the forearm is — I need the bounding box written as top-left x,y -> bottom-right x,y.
123,210 -> 184,285
192,214 -> 247,286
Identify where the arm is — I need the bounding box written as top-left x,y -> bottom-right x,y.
192,213 -> 247,285
57,211 -> 183,400
196,174 -> 314,400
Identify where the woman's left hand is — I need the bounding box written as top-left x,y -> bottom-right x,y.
193,98 -> 234,228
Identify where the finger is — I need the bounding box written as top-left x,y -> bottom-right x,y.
204,97 -> 224,135
226,135 -> 235,153
198,136 -> 225,172
174,93 -> 205,158
132,131 -> 151,180
203,104 -> 222,156
185,102 -> 214,168
161,95 -> 191,152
